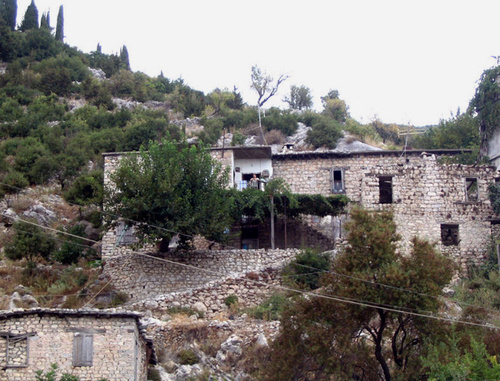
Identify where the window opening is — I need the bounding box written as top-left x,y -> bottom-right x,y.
332,169 -> 345,193
465,178 -> 478,202
116,222 -> 137,246
379,176 -> 393,204
73,333 -> 93,367
0,333 -> 32,368
441,224 -> 459,246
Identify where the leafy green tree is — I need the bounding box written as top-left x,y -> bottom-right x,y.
469,65 -> 500,159
412,112 -> 480,163
423,335 -> 500,380
5,220 -> 56,264
205,88 -> 235,116
265,208 -> 455,380
321,89 -> 348,123
0,0 -> 17,30
0,170 -> 28,199
64,170 -> 103,206
283,84 -> 313,111
54,5 -> 63,41
53,224 -> 89,264
19,0 -> 38,31
305,113 -> 343,149
105,137 -> 233,250
261,107 -> 298,136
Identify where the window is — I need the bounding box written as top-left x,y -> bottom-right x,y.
441,224 -> 459,246
116,222 -> 137,246
73,333 -> 93,367
331,169 -> 345,193
465,178 -> 478,202
379,176 -> 393,204
0,333 -> 30,368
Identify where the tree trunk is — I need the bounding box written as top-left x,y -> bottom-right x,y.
374,310 -> 392,381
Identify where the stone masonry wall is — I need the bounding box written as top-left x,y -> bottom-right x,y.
102,240 -> 300,304
0,313 -> 146,381
273,151 -> 499,270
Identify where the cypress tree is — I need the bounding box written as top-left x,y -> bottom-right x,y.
19,0 -> 38,31
40,11 -> 50,30
119,45 -> 130,70
0,0 -> 17,31
55,4 -> 63,41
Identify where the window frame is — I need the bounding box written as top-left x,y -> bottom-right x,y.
378,176 -> 393,204
465,177 -> 479,202
331,168 -> 345,194
0,332 -> 32,368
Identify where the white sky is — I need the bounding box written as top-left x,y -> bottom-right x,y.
16,0 -> 500,126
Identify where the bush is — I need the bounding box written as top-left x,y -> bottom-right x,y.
262,107 -> 298,136
224,294 -> 238,307
305,115 -> 343,149
178,349 -> 199,365
282,249 -> 331,290
246,293 -> 290,321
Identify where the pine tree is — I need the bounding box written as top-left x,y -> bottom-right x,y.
0,0 -> 17,30
19,0 -> 38,31
55,4 -> 63,41
119,45 -> 130,70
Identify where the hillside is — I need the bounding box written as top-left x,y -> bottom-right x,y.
1,2 -> 499,380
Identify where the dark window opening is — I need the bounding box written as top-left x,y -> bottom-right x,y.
465,178 -> 478,202
379,176 -> 393,204
441,224 -> 459,246
241,226 -> 259,249
332,169 -> 345,193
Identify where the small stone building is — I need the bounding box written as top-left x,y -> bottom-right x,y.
0,309 -> 153,381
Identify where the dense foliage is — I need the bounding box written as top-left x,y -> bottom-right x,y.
263,208 -> 455,380
105,138 -> 233,250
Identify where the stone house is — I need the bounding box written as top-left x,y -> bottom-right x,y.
104,147 -> 499,266
0,309 -> 154,381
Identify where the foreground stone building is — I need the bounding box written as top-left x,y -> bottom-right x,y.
0,309 -> 153,381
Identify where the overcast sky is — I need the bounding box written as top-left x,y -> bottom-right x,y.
16,0 -> 500,126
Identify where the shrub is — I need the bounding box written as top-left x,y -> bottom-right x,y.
246,293 -> 290,321
264,129 -> 286,145
305,115 -> 343,149
282,248 -> 331,290
178,349 -> 199,365
224,294 -> 238,307
147,367 -> 161,381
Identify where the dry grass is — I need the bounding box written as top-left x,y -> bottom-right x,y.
264,130 -> 286,145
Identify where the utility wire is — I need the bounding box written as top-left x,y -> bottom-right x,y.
2,182 -> 498,326
3,206 -> 497,318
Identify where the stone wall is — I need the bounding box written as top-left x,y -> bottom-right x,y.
0,310 -> 147,381
102,244 -> 300,304
130,267 -> 285,318
273,151 -> 499,269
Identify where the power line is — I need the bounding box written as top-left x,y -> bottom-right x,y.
0,208 -> 491,320
2,182 -> 498,327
